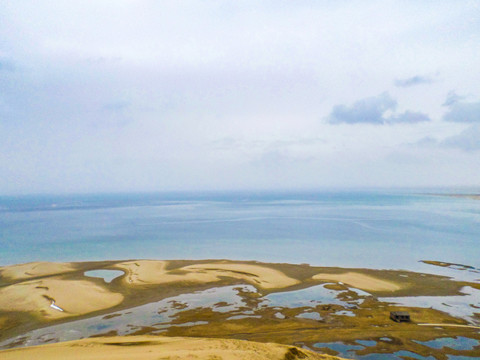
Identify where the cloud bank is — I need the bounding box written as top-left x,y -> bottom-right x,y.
327,93 -> 430,125
443,100 -> 480,123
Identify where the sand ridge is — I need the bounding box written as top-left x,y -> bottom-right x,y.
312,272 -> 401,292
0,335 -> 346,360
114,260 -> 222,285
181,263 -> 301,289
115,260 -> 300,289
0,262 -> 77,281
0,278 -> 124,319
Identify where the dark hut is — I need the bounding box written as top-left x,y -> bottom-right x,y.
390,311 -> 410,322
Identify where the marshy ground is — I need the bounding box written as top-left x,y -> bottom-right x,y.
0,259 -> 479,359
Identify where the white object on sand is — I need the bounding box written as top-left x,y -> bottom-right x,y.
50,301 -> 64,312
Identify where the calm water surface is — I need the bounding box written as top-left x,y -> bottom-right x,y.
1,191 -> 479,278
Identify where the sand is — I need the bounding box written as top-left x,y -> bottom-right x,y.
115,260 -> 170,284
0,335 -> 345,360
312,272 -> 401,292
0,262 -> 77,281
0,278 -> 124,319
115,260 -> 222,285
181,263 -> 301,289
116,260 -> 300,289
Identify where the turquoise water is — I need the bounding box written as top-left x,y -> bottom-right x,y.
1,191 -> 479,276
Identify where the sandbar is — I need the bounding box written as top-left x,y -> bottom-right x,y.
115,260 -> 300,289
312,272 -> 401,292
0,278 -> 124,319
181,262 -> 300,289
0,262 -> 77,281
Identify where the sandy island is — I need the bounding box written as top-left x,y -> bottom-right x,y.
116,260 -> 300,289
0,262 -> 77,281
312,272 -> 401,292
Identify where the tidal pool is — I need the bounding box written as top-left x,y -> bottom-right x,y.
414,336 -> 479,351
313,341 -> 363,358
84,269 -> 124,283
296,312 -> 322,320
380,286 -> 480,324
264,284 -> 366,308
334,310 -> 355,317
313,341 -> 439,360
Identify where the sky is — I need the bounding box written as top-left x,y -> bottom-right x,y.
1,1 -> 480,194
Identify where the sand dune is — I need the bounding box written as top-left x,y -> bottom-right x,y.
181,263 -> 300,289
312,272 -> 401,292
0,335 -> 346,360
0,262 -> 77,281
0,278 -> 124,319
115,260 -> 222,285
116,260 -> 300,289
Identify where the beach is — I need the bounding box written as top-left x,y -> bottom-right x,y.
1,259 -> 479,359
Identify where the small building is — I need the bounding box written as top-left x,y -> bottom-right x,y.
390,311 -> 410,322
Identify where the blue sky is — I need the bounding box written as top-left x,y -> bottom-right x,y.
1,1 -> 479,194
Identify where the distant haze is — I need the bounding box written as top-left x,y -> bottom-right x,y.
1,1 -> 479,194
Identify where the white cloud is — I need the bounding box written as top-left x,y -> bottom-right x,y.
327,93 -> 430,125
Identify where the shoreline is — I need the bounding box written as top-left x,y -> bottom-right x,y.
427,193 -> 480,201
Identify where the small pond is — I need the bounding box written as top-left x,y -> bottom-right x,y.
414,336 -> 479,351
84,269 -> 124,283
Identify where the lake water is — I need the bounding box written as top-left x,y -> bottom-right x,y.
1,190 -> 479,279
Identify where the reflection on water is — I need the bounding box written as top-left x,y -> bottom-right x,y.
390,351 -> 436,360
264,284 -> 365,308
380,286 -> 480,325
414,337 -> 479,351
313,341 -> 363,357
356,340 -> 376,347
334,310 -> 355,317
296,312 -> 322,320
313,341 -> 442,360
313,336 -> 480,359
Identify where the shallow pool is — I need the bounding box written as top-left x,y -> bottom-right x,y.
84,269 -> 124,283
